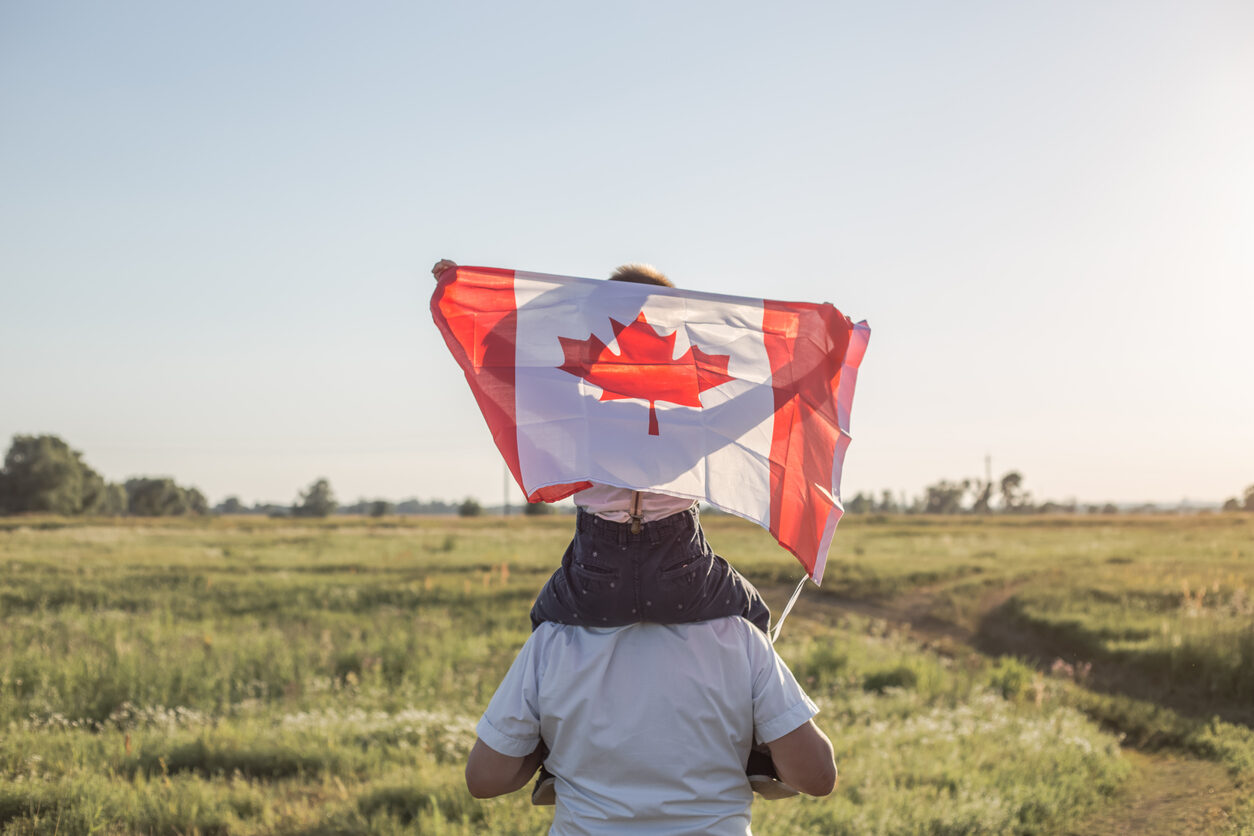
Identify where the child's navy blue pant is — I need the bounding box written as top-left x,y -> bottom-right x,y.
530,507 -> 771,634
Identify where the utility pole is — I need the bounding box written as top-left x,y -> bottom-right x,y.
503,463 -> 510,516
980,454 -> 993,514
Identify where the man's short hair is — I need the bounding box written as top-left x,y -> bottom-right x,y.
609,263 -> 673,287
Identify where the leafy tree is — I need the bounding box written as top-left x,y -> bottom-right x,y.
878,490 -> 899,514
523,500 -> 553,516
0,434 -> 108,515
1222,498 -> 1240,512
458,498 -> 482,518
1101,503 -> 1118,514
0,435 -> 204,518
400,498 -> 462,515
100,483 -> 127,515
80,468 -> 109,514
126,478 -> 193,516
186,488 -> 209,515
924,480 -> 969,514
999,472 -> 1031,513
846,492 -> 872,514
369,500 -> 394,518
218,496 -> 245,514
1245,485 -> 1254,512
970,480 -> 993,515
293,478 -> 337,518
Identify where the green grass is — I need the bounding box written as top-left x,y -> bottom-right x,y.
0,513 -> 1251,834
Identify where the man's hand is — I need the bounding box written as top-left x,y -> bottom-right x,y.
432,259 -> 457,282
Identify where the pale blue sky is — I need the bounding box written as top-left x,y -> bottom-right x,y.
2,1 -> 1251,507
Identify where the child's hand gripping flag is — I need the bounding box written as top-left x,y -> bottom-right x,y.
431,265 -> 870,584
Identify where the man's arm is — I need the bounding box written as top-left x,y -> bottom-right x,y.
466,630 -> 546,799
764,719 -> 837,796
747,622 -> 837,797
465,739 -> 546,799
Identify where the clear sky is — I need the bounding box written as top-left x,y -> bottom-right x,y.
2,1 -> 1251,508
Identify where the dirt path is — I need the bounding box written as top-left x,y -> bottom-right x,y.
1066,750 -> 1241,836
769,583 -> 1244,835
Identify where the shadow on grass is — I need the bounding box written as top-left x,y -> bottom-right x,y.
973,598 -> 1254,731
125,740 -> 338,780
357,783 -> 485,826
275,784 -> 486,836
0,785 -> 53,828
0,580 -> 539,617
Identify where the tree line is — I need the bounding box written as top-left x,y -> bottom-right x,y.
212,483 -> 519,518
0,435 -> 489,519
0,435 -> 208,517
845,469 -> 1254,515
843,470 -> 1077,515
3,434 -> 1250,518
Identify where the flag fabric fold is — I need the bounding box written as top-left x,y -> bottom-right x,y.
430,265 -> 869,584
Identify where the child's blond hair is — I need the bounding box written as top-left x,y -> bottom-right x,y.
608,263 -> 673,287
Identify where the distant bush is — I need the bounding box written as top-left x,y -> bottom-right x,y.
863,665 -> 918,693
986,656 -> 1039,701
125,477 -> 207,516
292,478 -> 336,518
217,496 -> 245,514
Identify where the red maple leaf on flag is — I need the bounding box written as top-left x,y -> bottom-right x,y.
557,312 -> 735,436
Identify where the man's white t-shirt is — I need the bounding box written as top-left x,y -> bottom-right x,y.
475,617 -> 819,836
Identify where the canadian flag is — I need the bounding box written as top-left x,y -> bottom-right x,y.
431,265 -> 870,584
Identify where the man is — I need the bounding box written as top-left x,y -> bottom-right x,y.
465,615 -> 836,835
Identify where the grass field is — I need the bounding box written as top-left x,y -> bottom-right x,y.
1,513 -> 1252,834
